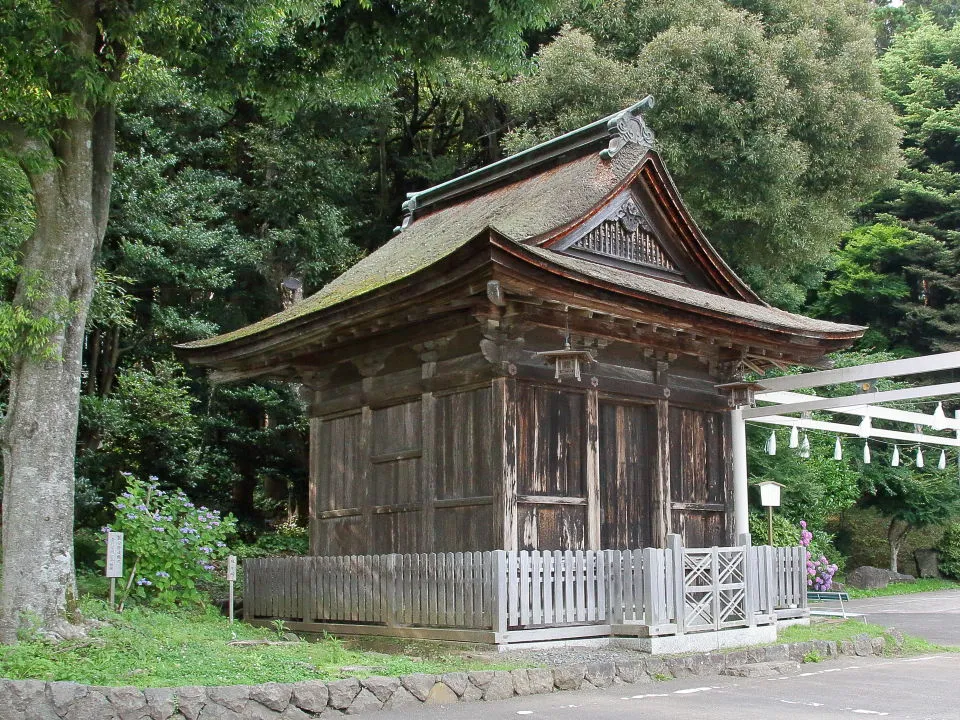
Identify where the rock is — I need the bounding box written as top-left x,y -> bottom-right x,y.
244,701 -> 281,720
664,657 -> 694,678
888,629 -> 905,651
584,662 -> 615,688
49,682 -> 89,713
144,688 -> 177,720
552,664 -> 586,691
64,691 -> 117,720
526,669 -> 554,695
915,549 -> 941,579
106,686 -> 148,719
207,687 -> 250,714
344,688 -> 383,715
723,650 -> 749,669
763,644 -> 790,662
400,674 -> 436,702
722,661 -> 798,678
197,705 -> 241,720
871,637 -> 886,655
839,640 -> 854,656
425,682 -> 459,705
853,633 -> 873,657
173,687 -> 206,720
441,672 -> 468,697
846,566 -> 915,590
281,633 -> 301,643
360,676 -> 399,703
250,683 -> 290,712
483,672 -> 514,702
510,670 -> 532,696
644,657 -> 672,680
279,707 -> 310,720
466,671 -> 494,691
289,682 -> 328,714
615,661 -> 644,683
462,683 -> 484,702
326,679 -> 361,710
383,687 -> 419,710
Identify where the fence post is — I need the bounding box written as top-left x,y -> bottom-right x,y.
666,533 -> 685,634
386,554 -> 397,628
301,557 -> 312,623
492,551 -> 508,640
243,559 -> 252,621
764,546 -> 776,615
799,546 -> 809,609
738,532 -> 756,627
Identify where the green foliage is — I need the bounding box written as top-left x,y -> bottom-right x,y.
859,463 -> 960,531
108,476 -> 236,608
0,601 -> 527,687
844,577 -> 960,598
505,0 -> 901,293
938,522 -> 960,578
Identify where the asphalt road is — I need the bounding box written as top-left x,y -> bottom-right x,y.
377,654 -> 960,719
818,589 -> 960,646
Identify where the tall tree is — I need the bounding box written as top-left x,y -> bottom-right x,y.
0,0 -> 557,643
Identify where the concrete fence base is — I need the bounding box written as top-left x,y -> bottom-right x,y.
0,635 -> 890,720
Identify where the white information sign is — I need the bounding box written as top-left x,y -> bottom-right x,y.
226,555 -> 237,582
106,532 -> 124,578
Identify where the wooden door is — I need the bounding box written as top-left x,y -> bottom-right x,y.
598,401 -> 655,549
669,407 -> 728,546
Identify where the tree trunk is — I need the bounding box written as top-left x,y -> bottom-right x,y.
887,518 -> 910,574
0,103 -> 115,642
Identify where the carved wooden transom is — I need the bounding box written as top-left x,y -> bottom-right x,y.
568,197 -> 677,272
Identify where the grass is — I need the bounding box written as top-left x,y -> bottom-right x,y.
844,578 -> 960,599
779,619 -> 958,655
0,600 -> 528,688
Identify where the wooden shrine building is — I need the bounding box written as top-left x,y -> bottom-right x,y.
179,97 -> 863,557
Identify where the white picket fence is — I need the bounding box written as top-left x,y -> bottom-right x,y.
244,534 -> 808,643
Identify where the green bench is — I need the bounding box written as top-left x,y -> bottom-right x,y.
807,590 -> 865,621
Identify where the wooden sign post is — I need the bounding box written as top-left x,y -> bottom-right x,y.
105,532 -> 124,610
226,555 -> 237,623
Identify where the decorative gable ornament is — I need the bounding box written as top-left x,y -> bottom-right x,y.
568,194 -> 678,272
601,96 -> 656,160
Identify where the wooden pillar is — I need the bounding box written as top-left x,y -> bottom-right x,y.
360,405 -> 373,552
585,389 -> 601,550
420,359 -> 438,552
653,397 -> 672,547
308,416 -> 322,556
494,377 -> 518,551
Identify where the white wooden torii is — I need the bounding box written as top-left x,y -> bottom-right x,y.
727,351 -> 960,537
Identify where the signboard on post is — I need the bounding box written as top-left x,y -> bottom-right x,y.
106,532 -> 124,578
226,555 -> 237,623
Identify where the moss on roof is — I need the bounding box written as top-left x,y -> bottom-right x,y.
180,143 -> 647,350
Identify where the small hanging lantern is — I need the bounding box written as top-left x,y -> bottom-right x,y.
939,449 -> 947,470
916,447 -> 924,468
534,335 -> 596,384
765,431 -> 777,456
834,436 -> 843,461
863,441 -> 871,464
789,425 -> 799,449
858,414 -> 872,439
892,445 -> 900,467
932,402 -> 947,431
800,433 -> 811,459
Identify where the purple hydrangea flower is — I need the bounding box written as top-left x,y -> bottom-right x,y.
155,571 -> 170,578
136,578 -> 152,586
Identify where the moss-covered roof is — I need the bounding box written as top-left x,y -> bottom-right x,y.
180,142 -> 648,351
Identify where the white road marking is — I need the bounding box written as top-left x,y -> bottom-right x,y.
851,710 -> 888,716
626,693 -> 669,699
673,687 -> 713,694
516,712 -> 533,715
779,700 -> 824,707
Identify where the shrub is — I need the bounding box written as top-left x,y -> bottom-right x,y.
106,474 -> 236,607
938,522 -> 960,580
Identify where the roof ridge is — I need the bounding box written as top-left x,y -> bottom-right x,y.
395,96 -> 656,232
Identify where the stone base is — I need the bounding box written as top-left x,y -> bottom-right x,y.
612,624 -> 778,654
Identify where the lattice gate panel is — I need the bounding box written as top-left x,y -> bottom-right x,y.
682,546 -> 748,632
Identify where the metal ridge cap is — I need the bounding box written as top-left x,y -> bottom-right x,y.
396,96 -> 655,228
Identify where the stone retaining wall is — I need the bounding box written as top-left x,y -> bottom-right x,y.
0,635 -> 890,720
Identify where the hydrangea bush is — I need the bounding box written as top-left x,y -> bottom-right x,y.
106,474 -> 236,607
800,520 -> 838,591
